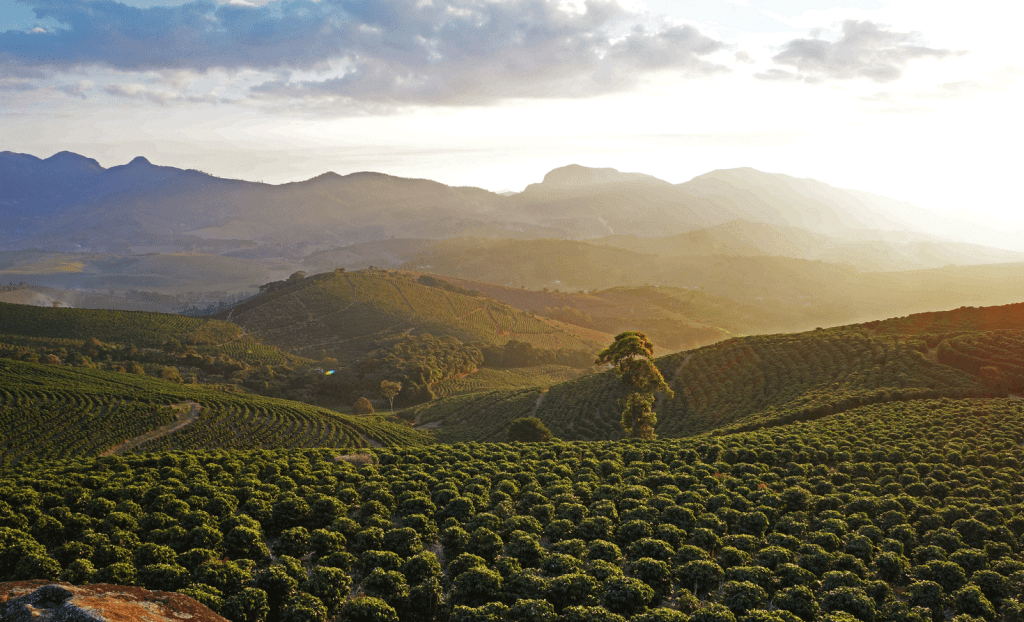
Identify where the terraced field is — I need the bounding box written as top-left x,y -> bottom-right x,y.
0,301 -> 241,348
0,358 -> 429,465
402,327 -> 988,443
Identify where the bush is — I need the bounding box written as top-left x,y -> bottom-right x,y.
451,602 -> 509,622
557,606 -> 626,622
721,580 -> 769,615
451,566 -> 502,607
301,566 -> 351,615
194,560 -> 253,596
633,609 -> 690,622
691,603 -> 737,622
138,563 -> 191,591
955,585 -> 996,620
339,597 -> 399,622
96,561 -> 136,585
775,585 -> 820,622
602,576 -> 654,617
545,572 -> 600,612
222,587 -> 270,622
253,564 -> 299,609
402,550 -> 442,584
508,417 -> 553,443
60,558 -> 96,584
676,559 -> 724,595
362,568 -> 409,607
179,585 -> 224,614
280,593 -> 328,622
820,587 -> 876,622
508,599 -> 557,622
353,397 -> 375,415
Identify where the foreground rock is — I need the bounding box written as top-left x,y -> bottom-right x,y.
0,581 -> 226,622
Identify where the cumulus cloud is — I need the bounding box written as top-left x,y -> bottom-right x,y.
0,0 -> 726,105
766,20 -> 957,83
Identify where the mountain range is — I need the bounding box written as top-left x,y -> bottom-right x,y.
3,150 -> 1019,256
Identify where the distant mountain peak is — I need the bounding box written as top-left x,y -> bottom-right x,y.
127,156 -> 152,166
42,150 -> 103,171
538,164 -> 669,189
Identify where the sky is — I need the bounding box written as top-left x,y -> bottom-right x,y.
1,0 -> 1021,226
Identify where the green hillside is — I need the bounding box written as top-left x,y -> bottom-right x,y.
223,269 -> 611,360
0,301 -> 242,348
402,323 -> 996,443
0,358 -> 429,465
2,396 -> 1024,622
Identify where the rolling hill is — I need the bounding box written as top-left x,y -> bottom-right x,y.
398,302 -> 1024,443
221,269 -> 611,363
0,357 -> 428,466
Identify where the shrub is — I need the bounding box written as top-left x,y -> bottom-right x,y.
451,602 -> 509,622
545,572 -> 600,612
339,597 -> 399,622
279,593 -> 327,622
691,603 -> 737,622
353,397 -> 375,414
557,606 -> 627,622
676,559 -> 724,595
451,566 -> 503,608
179,585 -> 224,614
721,580 -> 769,615
96,561 -> 136,585
775,585 -> 820,622
138,563 -> 191,591
602,576 -> 654,617
955,585 -> 996,620
222,587 -> 271,622
820,587 -> 876,622
301,566 -> 351,616
60,558 -> 96,585
508,417 -> 553,443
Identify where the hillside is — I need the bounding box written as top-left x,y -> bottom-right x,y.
0,357 -> 427,465
401,239 -> 1024,332
398,301 -> 1024,443
222,269 -> 610,362
594,220 -> 1024,272
428,277 -> 786,348
1,395 -> 1023,622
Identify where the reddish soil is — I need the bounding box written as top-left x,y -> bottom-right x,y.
0,580 -> 227,622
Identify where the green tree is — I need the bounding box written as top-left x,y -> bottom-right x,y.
353,397 -> 375,415
595,331 -> 673,439
508,417 -> 553,442
381,380 -> 402,414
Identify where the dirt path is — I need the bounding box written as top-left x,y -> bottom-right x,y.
101,402 -> 202,456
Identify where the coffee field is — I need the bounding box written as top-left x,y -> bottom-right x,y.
2,397 -> 1024,622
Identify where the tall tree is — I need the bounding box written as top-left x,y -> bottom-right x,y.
595,331 -> 673,439
380,380 -> 402,414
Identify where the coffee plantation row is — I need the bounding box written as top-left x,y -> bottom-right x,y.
3,397 -> 1024,622
0,358 -> 428,465
403,327 -> 994,443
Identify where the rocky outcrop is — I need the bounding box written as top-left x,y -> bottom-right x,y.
0,580 -> 226,622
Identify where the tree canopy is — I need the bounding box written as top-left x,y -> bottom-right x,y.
595,332 -> 673,439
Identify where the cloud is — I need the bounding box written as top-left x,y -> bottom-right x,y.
767,20 -> 957,83
0,0 -> 725,105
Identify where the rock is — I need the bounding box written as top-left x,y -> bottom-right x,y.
0,581 -> 227,622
